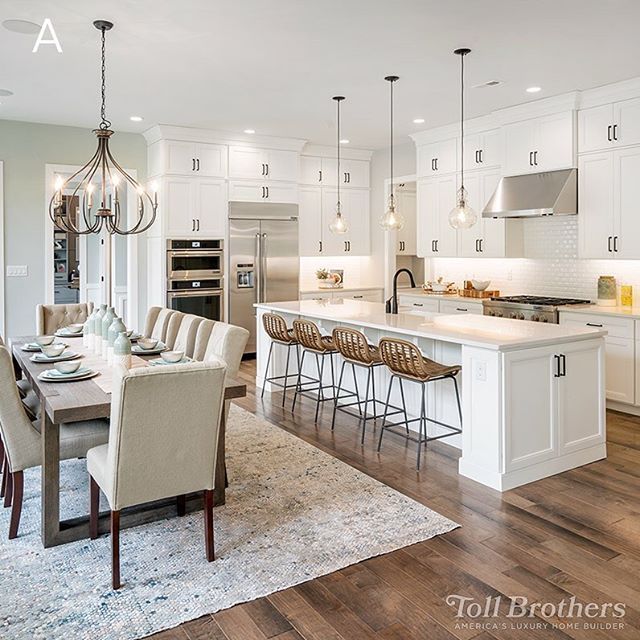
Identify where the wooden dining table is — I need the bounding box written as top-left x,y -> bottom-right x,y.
10,336 -> 246,548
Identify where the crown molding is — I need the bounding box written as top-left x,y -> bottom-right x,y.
409,114 -> 498,145
492,92 -> 581,125
302,143 -> 373,161
579,76 -> 640,109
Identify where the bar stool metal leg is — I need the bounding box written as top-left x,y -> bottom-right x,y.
331,360 -> 348,431
398,378 -> 410,434
417,383 -> 427,470
292,349 -> 307,412
378,375 -> 395,452
261,341 -> 275,400
281,343 -> 293,407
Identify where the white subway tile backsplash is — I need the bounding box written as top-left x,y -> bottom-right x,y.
433,217 -> 640,301
299,256 -> 379,290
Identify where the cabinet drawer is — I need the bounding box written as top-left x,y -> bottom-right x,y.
559,312 -> 633,339
397,296 -> 440,313
341,289 -> 383,303
439,300 -> 483,315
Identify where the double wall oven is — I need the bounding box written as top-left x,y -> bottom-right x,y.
166,239 -> 224,321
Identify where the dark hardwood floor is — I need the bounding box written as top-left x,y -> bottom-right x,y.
149,359 -> 640,640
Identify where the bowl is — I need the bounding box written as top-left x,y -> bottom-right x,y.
137,338 -> 159,350
471,279 -> 491,291
161,350 -> 184,364
36,335 -> 55,347
42,344 -> 66,358
66,323 -> 84,334
125,329 -> 134,338
54,360 -> 81,374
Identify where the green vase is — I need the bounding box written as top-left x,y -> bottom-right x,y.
597,275 -> 617,307
93,304 -> 107,354
108,316 -> 127,363
113,331 -> 132,369
101,307 -> 116,358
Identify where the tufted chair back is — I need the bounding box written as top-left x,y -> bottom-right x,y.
35,302 -> 94,336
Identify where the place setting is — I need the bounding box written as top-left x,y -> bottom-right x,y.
131,337 -> 168,356
37,358 -> 99,383
148,350 -> 193,366
54,323 -> 85,338
20,334 -> 68,353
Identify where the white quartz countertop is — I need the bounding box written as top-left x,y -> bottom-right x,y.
558,303 -> 640,320
300,285 -> 383,294
255,299 -> 606,351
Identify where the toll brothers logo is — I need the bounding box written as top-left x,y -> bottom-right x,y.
446,595 -> 626,632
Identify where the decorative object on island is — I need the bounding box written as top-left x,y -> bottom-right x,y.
448,47 -> 478,230
316,269 -> 343,289
329,96 -> 348,235
423,277 -> 457,294
113,331 -> 132,369
597,275 -> 617,307
380,75 -> 404,231
108,316 -> 127,364
471,279 -> 491,291
621,284 -> 633,307
460,288 -> 500,299
48,20 -> 157,308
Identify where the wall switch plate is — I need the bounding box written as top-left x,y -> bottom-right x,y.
474,360 -> 487,382
7,265 -> 28,277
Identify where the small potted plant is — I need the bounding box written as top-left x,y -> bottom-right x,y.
316,268 -> 330,289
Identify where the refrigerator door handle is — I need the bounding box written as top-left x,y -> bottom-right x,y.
255,232 -> 262,303
261,233 -> 268,302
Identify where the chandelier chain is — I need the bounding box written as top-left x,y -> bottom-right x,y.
99,25 -> 111,130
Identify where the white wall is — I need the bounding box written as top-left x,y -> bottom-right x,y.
0,119 -> 147,337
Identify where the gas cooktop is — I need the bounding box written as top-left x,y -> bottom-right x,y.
489,295 -> 591,306
482,295 -> 591,323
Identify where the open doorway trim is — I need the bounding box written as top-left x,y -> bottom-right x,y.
0,161 -> 5,337
44,163 -> 139,326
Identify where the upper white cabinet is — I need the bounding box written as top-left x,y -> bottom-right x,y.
503,111 -> 576,176
229,146 -> 299,182
150,140 -> 227,178
298,186 -> 323,256
579,98 -> 640,152
417,139 -> 457,176
463,129 -> 501,170
300,156 -> 369,188
227,180 -> 298,204
395,188 -> 417,255
578,146 -> 640,259
416,174 -> 458,257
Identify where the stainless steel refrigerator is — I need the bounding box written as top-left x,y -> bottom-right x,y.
228,202 -> 299,354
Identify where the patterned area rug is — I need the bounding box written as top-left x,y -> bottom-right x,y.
0,405 -> 458,639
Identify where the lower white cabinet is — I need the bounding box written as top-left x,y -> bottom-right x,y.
438,299 -> 483,315
397,294 -> 483,316
559,311 -> 635,404
503,339 -> 605,472
300,288 -> 383,303
397,296 -> 440,314
228,180 -> 298,204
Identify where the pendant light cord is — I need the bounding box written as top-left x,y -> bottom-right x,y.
99,26 -> 111,130
460,51 -> 465,193
337,98 -> 341,212
390,79 -> 394,193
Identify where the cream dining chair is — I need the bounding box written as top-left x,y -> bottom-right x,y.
35,302 -> 93,335
86,360 -> 227,590
167,314 -> 204,358
193,319 -> 215,361
142,307 -> 177,343
0,346 -> 109,539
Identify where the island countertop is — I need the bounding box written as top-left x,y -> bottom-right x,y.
255,299 -> 606,351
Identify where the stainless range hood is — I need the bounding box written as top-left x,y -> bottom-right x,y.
482,168 -> 577,218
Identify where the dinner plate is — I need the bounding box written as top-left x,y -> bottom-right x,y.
38,367 -> 98,383
21,341 -> 68,352
131,341 -> 167,356
55,328 -> 84,338
148,356 -> 193,366
30,351 -> 80,363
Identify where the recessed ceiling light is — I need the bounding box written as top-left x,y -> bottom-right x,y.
0,89 -> 14,97
244,129 -> 255,134
413,118 -> 425,124
2,19 -> 41,34
340,139 -> 350,144
129,115 -> 143,122
526,86 -> 542,93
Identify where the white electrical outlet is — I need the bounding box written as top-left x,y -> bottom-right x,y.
7,265 -> 28,277
474,360 -> 487,382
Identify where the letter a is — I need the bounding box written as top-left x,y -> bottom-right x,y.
33,19 -> 63,53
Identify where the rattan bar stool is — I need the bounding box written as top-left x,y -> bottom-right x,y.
331,326 -> 403,444
291,319 -> 338,422
377,337 -> 463,470
261,313 -> 310,407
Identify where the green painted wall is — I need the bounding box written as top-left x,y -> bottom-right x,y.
0,119 -> 147,337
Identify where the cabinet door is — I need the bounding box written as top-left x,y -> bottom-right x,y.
195,143 -> 226,177
615,97 -> 640,147
396,189 -> 417,255
341,159 -> 370,188
434,174 -> 458,256
463,134 -> 483,171
535,111 -> 575,172
264,149 -> 299,182
320,188 -> 348,255
164,178 -> 196,236
479,129 -> 501,168
438,300 -> 483,315
557,340 -> 605,455
614,146 -> 640,259
300,157 -> 323,185
165,141 -> 196,175
457,173 -> 482,257
578,152 -> 614,259
342,189 -> 370,255
578,105 -> 614,153
477,171 -> 505,258
299,186 -> 323,256
417,140 -> 456,176
503,120 -> 535,176
195,179 -> 226,237
227,180 -> 265,202
263,182 -> 298,204
416,178 -> 438,257
228,146 -> 263,179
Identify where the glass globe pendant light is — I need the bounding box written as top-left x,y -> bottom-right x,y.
380,75 -> 405,231
448,48 -> 478,230
329,96 -> 349,234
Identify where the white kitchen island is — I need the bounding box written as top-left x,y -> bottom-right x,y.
255,299 -> 607,491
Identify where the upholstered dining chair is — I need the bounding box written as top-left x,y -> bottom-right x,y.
87,360 -> 227,590
163,311 -> 186,351
142,307 -> 177,343
192,319 -> 215,361
168,314 -> 204,358
0,346 -> 109,539
203,322 -> 250,381
35,302 -> 94,336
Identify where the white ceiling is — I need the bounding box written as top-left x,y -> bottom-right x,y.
1,0 -> 640,149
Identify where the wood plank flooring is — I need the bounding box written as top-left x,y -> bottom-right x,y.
148,359 -> 640,640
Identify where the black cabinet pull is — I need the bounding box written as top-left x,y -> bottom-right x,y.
346,172 -> 351,183
613,124 -> 618,141
586,322 -> 603,328
348,241 -> 351,251
608,236 -> 613,252
475,239 -> 479,252
431,158 -> 435,171
413,303 -> 423,307
479,149 -> 483,163
319,170 -> 322,182
479,239 -> 483,252
560,354 -> 566,377
435,239 -> 438,252
456,307 -> 468,312
435,158 -> 438,171
266,186 -> 269,198
261,163 -> 265,176
197,219 -> 200,231
529,151 -> 533,166
344,241 -> 348,252
533,151 -> 538,166
353,295 -> 363,299
613,236 -> 618,252
475,150 -> 479,163
319,240 -> 322,253
196,158 -> 200,171
192,158 -> 196,171
553,354 -> 561,378
431,240 -> 435,252
191,219 -> 195,232
607,125 -> 612,142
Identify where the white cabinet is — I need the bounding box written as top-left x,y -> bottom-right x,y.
228,146 -> 299,182
300,156 -> 369,188
163,177 -> 226,238
300,157 -> 323,185
298,186 -> 323,256
337,289 -> 384,303
578,146 -> 640,259
463,129 -> 501,170
227,180 -> 298,204
438,299 -> 483,315
579,98 -> 640,152
397,295 -> 440,314
416,174 -> 458,257
559,312 -> 634,405
503,339 -> 604,471
503,111 -> 575,176
417,139 -> 457,176
395,188 -> 417,255
151,141 -> 227,177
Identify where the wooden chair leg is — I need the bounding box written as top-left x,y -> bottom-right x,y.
176,494 -> 186,517
4,468 -> 13,508
89,476 -> 100,539
111,510 -> 121,590
0,439 -> 5,474
204,489 -> 215,562
0,456 -> 7,499
8,471 -> 23,539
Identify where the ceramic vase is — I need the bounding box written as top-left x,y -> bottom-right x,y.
107,316 -> 127,364
113,331 -> 132,369
597,276 -> 617,307
84,308 -> 97,349
101,307 -> 116,359
93,304 -> 107,354
621,285 -> 633,307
